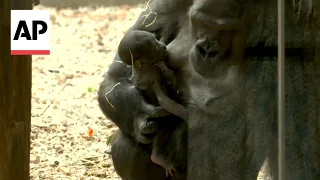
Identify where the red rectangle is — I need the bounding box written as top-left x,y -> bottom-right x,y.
11,50 -> 50,55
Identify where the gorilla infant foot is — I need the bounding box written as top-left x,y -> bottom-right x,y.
151,154 -> 177,177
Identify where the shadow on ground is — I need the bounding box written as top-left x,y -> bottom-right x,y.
39,0 -> 146,8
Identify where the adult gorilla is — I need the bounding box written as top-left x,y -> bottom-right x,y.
98,0 -> 320,180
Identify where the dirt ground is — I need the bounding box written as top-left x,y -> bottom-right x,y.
30,4 -> 269,180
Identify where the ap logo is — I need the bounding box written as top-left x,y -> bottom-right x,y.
11,10 -> 50,55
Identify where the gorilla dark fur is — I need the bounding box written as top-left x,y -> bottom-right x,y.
98,0 -> 320,179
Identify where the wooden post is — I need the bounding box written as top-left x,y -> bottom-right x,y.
0,0 -> 33,179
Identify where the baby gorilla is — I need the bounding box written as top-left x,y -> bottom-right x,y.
118,30 -> 178,127
118,30 -> 187,177
118,30 -> 168,105
119,30 -> 188,121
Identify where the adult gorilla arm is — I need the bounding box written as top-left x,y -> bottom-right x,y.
97,0 -> 193,144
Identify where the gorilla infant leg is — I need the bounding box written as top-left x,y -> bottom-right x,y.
111,130 -> 168,180
151,118 -> 187,179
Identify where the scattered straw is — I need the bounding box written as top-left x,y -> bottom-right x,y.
104,82 -> 121,108
129,49 -> 135,80
114,60 -> 131,67
141,0 -> 158,28
39,77 -> 73,116
104,49 -> 135,108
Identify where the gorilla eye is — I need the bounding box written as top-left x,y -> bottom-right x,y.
196,45 -> 206,57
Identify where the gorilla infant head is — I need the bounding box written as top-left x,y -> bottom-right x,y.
118,30 -> 167,68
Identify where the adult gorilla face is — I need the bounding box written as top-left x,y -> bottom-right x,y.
187,0 -> 246,79
189,31 -> 234,78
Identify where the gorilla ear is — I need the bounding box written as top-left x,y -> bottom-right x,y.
134,59 -> 142,68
